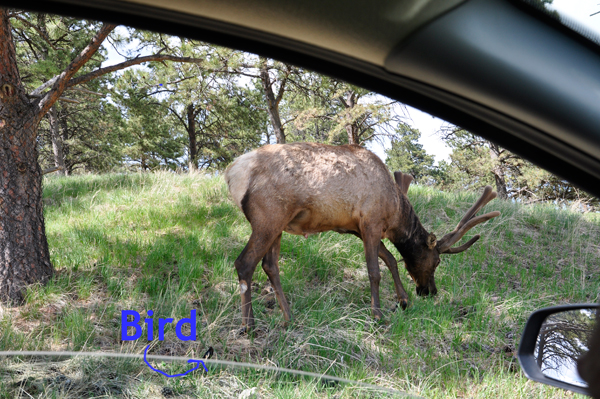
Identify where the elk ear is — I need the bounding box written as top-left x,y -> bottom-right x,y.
394,171 -> 414,195
426,233 -> 437,249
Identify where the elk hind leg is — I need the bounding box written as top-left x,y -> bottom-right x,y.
235,229 -> 281,331
261,233 -> 292,325
378,242 -> 409,310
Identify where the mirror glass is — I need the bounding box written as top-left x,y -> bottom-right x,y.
534,308 -> 597,388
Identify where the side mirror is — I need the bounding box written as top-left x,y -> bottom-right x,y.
518,304 -> 599,396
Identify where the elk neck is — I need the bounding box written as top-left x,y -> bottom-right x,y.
388,193 -> 431,257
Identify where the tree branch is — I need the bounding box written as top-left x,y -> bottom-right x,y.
43,166 -> 63,175
14,29 -> 41,60
166,105 -> 188,129
65,54 -> 205,88
66,87 -> 105,97
11,15 -> 63,51
35,23 -> 116,122
275,75 -> 288,107
55,96 -> 80,104
30,76 -> 59,96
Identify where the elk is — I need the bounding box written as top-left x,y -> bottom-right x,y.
224,142 -> 500,330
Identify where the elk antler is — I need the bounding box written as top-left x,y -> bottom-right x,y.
436,185 -> 500,254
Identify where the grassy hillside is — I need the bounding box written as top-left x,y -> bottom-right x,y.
1,171 -> 599,398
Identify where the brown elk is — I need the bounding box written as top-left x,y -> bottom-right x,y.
225,142 -> 500,330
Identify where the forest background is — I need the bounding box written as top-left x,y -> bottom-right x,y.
13,4 -> 597,211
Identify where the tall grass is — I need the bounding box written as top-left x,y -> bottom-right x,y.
0,171 -> 597,398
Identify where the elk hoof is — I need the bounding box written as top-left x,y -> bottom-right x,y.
372,311 -> 384,323
372,316 -> 389,327
399,299 -> 409,311
238,324 -> 255,336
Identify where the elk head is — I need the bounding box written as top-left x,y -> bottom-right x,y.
393,172 -> 500,297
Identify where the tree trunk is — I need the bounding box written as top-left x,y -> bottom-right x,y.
537,329 -> 546,369
346,124 -> 359,145
0,12 -> 53,304
259,59 -> 286,144
342,91 -> 359,145
59,115 -> 70,175
490,145 -> 508,199
49,105 -> 67,176
493,172 -> 508,199
187,103 -> 198,170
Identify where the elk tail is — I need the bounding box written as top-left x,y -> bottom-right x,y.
224,151 -> 258,211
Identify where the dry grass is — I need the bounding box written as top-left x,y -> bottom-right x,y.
0,171 -> 598,398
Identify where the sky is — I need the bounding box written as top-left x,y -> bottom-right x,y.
368,0 -> 600,164
367,105 -> 449,164
104,0 -> 600,165
549,0 -> 600,30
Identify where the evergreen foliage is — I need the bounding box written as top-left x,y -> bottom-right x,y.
439,127 -> 598,210
385,125 -> 435,183
10,11 -> 592,210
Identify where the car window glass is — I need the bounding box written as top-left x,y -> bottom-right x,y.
0,9 -> 599,399
519,0 -> 600,45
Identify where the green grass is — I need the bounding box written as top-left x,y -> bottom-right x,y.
0,170 -> 598,398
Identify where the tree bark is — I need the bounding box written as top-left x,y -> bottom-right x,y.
0,10 -> 53,304
59,114 -> 71,175
537,328 -> 546,369
493,172 -> 508,199
490,145 -> 508,199
345,124 -> 359,145
259,58 -> 286,144
341,91 -> 359,145
187,103 -> 198,170
49,105 -> 67,176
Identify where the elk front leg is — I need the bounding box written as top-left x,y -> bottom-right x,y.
362,229 -> 383,321
261,233 -> 292,325
234,229 -> 281,332
378,242 -> 409,310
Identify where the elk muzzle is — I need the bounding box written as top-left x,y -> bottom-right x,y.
416,278 -> 437,296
